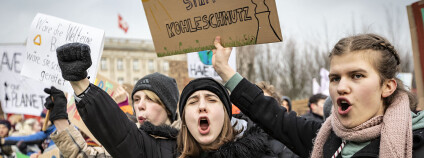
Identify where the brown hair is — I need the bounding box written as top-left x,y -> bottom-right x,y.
177,108 -> 239,157
256,81 -> 282,104
329,33 -> 417,111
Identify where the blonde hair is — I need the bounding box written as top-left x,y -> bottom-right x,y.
177,108 -> 239,157
141,90 -> 172,119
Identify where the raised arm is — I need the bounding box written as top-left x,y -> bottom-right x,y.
212,37 -> 321,157
55,43 -> 145,157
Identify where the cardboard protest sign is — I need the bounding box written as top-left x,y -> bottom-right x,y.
38,147 -> 60,158
66,74 -> 133,146
142,0 -> 282,56
21,13 -> 105,93
0,45 -> 49,116
94,74 -> 133,114
408,2 -> 424,109
66,95 -> 101,145
94,74 -> 119,95
187,49 -> 236,79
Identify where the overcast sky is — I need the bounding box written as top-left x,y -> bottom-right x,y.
0,0 -> 417,51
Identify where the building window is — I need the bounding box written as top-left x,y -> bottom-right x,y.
134,78 -> 139,84
148,59 -> 154,72
117,58 -> 123,70
101,57 -> 107,70
118,77 -> 124,85
163,61 -> 169,72
133,59 -> 139,71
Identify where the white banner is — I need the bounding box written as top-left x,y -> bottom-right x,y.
0,45 -> 48,116
21,13 -> 105,92
187,49 -> 236,80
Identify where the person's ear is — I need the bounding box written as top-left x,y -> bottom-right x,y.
310,103 -> 317,110
381,79 -> 397,98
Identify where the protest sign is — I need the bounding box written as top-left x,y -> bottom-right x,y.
408,2 -> 424,109
94,74 -> 119,95
187,49 -> 236,80
66,95 -> 101,145
66,74 -> 132,146
20,13 -> 105,93
0,45 -> 48,116
94,74 -> 133,114
38,147 -> 60,158
142,0 -> 282,56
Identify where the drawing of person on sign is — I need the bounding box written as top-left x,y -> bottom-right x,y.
252,0 -> 281,44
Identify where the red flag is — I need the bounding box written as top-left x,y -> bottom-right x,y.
118,14 -> 129,33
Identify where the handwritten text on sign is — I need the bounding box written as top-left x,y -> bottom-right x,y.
0,45 -> 48,116
142,0 -> 282,56
20,13 -> 105,93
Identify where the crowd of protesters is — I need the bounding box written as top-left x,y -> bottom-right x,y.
1,33 -> 424,158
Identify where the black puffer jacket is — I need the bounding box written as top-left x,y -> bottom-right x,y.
230,78 -> 424,158
76,84 -> 178,158
197,125 -> 275,158
233,114 -> 299,158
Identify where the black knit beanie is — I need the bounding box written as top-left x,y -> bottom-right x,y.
0,120 -> 11,131
131,72 -> 179,122
179,78 -> 232,118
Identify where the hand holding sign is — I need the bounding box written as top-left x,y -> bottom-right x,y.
212,36 -> 236,82
57,43 -> 92,81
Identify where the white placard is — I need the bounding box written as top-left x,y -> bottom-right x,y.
187,49 -> 236,80
0,45 -> 49,116
21,13 -> 105,92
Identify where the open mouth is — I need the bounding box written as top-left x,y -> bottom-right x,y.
138,116 -> 146,124
198,116 -> 210,135
337,98 -> 352,115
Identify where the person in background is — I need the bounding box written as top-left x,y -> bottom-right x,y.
281,96 -> 292,113
0,120 -> 11,138
301,93 -> 327,123
256,81 -> 300,158
0,120 -> 14,157
45,84 -> 134,158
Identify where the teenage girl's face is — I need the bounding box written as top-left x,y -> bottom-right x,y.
133,91 -> 170,126
184,90 -> 225,145
329,51 -> 386,128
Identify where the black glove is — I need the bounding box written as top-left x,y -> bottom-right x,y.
56,43 -> 92,81
44,86 -> 68,122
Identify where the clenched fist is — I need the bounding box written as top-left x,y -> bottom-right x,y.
56,43 -> 92,81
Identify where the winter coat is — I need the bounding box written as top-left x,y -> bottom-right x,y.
230,78 -> 424,158
75,84 -> 179,158
233,114 -> 299,158
197,125 -> 275,158
50,124 -> 111,158
300,112 -> 323,124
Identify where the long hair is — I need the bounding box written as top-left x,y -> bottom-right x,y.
177,108 -> 239,158
329,33 -> 417,110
